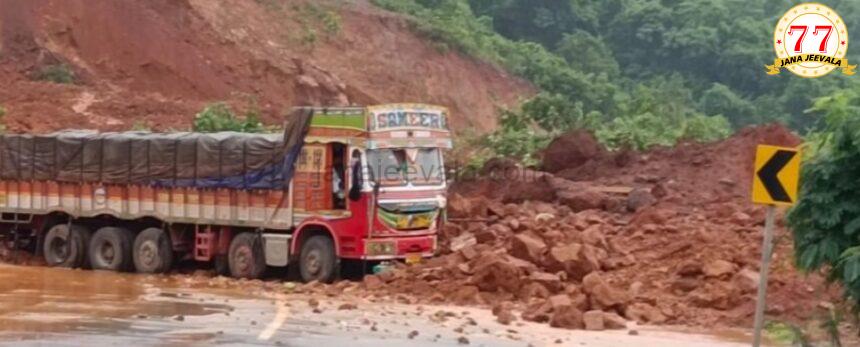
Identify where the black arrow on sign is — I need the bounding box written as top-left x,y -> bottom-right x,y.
757,150 -> 796,203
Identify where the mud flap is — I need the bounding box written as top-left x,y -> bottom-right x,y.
262,233 -> 291,267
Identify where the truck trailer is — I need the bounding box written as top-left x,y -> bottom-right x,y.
0,104 -> 451,282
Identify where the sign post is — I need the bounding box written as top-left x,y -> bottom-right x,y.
751,205 -> 776,347
750,145 -> 801,347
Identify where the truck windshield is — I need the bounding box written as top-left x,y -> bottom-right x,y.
367,148 -> 444,186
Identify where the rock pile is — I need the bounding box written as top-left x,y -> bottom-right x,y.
361,124 -> 840,331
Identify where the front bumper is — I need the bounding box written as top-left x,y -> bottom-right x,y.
361,234 -> 437,260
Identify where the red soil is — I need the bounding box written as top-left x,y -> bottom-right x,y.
0,0 -> 532,133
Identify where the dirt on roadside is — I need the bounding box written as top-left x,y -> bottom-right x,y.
349,124 -> 844,334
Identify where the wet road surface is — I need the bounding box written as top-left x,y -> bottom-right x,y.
0,264 -> 761,346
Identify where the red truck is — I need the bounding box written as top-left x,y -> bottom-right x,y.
0,104 -> 451,282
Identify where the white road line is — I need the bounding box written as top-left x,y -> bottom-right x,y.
258,299 -> 289,340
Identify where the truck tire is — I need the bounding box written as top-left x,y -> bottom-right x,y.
43,224 -> 91,268
89,227 -> 134,272
133,228 -> 173,274
299,235 -> 338,283
213,255 -> 230,277
228,232 -> 266,279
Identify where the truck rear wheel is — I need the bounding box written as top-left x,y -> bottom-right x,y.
213,255 -> 230,277
43,224 -> 91,268
228,232 -> 266,279
299,235 -> 337,283
133,228 -> 173,274
89,227 -> 134,272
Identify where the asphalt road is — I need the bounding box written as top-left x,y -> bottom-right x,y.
0,264 -> 758,346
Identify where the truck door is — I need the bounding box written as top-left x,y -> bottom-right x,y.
292,143 -> 348,211
293,144 -> 331,211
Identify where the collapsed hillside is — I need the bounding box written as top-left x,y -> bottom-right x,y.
0,0 -> 532,133
352,124 -> 842,331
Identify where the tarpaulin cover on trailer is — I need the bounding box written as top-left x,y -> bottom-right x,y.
0,109 -> 313,189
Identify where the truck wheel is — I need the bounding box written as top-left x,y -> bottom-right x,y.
43,224 -> 90,268
299,235 -> 338,283
213,255 -> 230,277
228,232 -> 266,279
89,227 -> 134,272
133,228 -> 173,274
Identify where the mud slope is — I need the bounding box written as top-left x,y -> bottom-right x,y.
0,0 -> 532,133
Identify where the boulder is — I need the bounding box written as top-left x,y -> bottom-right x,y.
509,232 -> 547,263
447,193 -> 488,218
733,268 -> 760,293
518,282 -> 551,299
542,129 -> 603,173
449,233 -> 477,252
676,260 -> 703,277
502,174 -> 557,203
582,272 -> 629,309
548,294 -> 573,310
522,300 -> 552,323
626,188 -> 656,212
689,282 -> 739,310
672,277 -> 700,292
451,285 -> 480,304
529,272 -> 564,293
625,302 -> 666,324
583,310 -> 605,331
544,243 -> 601,281
581,225 -> 608,249
558,189 -> 609,212
473,228 -> 498,244
549,306 -> 584,330
492,302 -> 517,325
603,312 -> 628,329
703,259 -> 736,278
471,254 -> 524,294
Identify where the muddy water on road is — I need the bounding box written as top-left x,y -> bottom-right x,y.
0,264 -> 765,347
0,264 -> 242,339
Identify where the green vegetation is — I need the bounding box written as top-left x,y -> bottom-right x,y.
765,321 -> 809,346
787,86 -> 860,315
36,64 -> 76,84
371,0 -> 859,158
483,110 -> 551,166
192,103 -> 264,133
765,321 -> 811,347
294,3 -> 342,47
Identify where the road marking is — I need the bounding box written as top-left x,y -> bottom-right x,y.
258,298 -> 289,340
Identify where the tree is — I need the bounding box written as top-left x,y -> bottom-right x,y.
699,83 -> 756,127
787,88 -> 860,309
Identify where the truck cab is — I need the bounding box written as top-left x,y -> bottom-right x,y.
288,104 -> 451,280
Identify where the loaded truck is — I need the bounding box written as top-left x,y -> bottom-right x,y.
0,104 -> 451,282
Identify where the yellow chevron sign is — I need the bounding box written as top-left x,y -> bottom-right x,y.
752,145 -> 801,206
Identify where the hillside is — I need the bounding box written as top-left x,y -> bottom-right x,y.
0,0 -> 532,133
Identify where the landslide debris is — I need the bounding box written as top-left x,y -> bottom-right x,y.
0,0 -> 532,133
357,124 -> 840,331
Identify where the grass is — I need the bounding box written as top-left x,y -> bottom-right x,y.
293,3 -> 342,48
36,64 -> 76,84
192,102 -> 264,133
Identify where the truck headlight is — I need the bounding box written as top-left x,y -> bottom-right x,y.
366,240 -> 396,256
